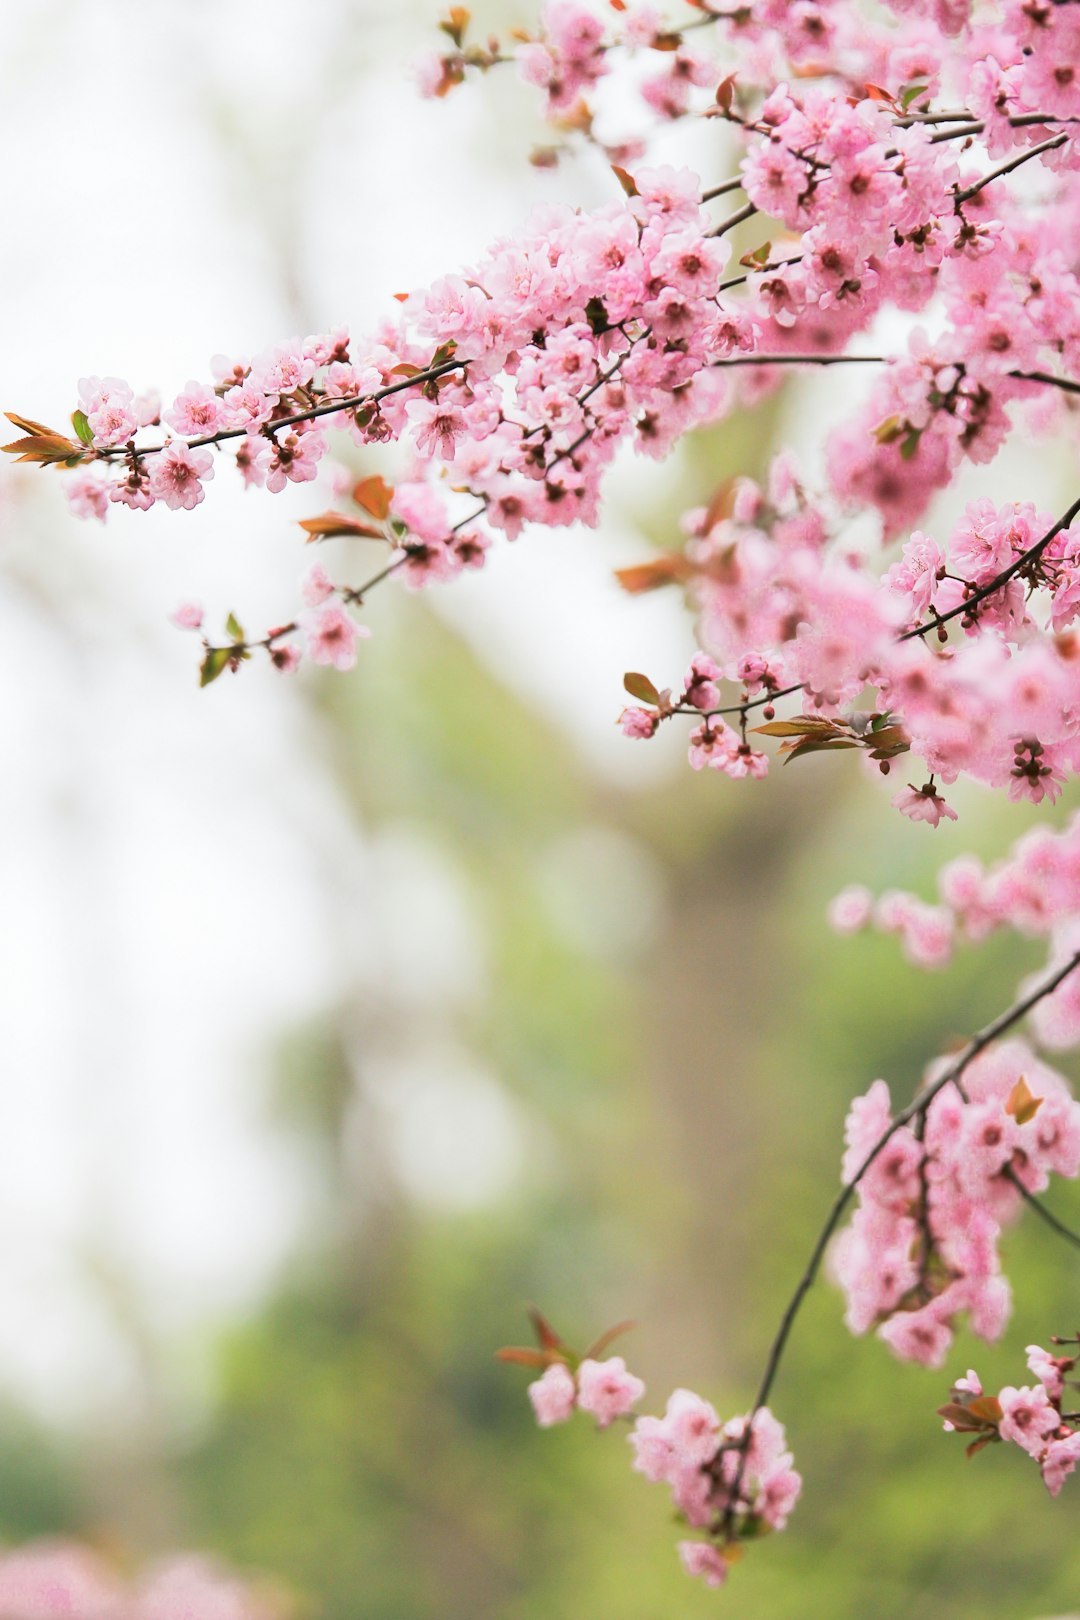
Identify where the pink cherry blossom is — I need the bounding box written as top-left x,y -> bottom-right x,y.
997,1384 -> 1061,1457
528,1362 -> 576,1427
165,380 -> 225,438
677,1542 -> 730,1589
576,1356 -> 645,1428
170,601 -> 204,631
148,441 -> 214,512
302,602 -> 370,672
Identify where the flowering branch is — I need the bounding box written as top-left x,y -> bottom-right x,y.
744,946 -> 1080,1431
95,356 -> 469,463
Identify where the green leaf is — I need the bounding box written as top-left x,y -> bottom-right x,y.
199,647 -> 232,688
937,1403 -> 986,1432
623,672 -> 660,706
899,429 -> 922,461
900,82 -> 929,111
225,612 -> 245,643
71,409 -> 94,446
864,724 -> 909,751
740,239 -> 773,270
781,738 -> 858,764
873,415 -> 904,445
753,718 -> 841,738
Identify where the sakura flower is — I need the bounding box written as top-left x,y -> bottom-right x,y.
64,471 -> 109,523
405,397 -> 471,462
148,441 -> 214,512
165,380 -> 224,438
301,562 -> 336,607
827,885 -> 873,934
677,1543 -> 730,1589
269,643 -> 302,674
682,652 -> 722,711
892,783 -> 958,827
620,707 -> 658,739
265,426 -> 326,493
576,1356 -> 645,1428
997,1385 -> 1061,1458
1042,1431 -> 1080,1497
170,602 -> 204,631
1026,1345 -> 1066,1403
78,374 -> 137,448
302,602 -> 370,672
528,1362 -> 576,1427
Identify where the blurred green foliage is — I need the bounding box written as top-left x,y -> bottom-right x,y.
181,601 -> 1077,1620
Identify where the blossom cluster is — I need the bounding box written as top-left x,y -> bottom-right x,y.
832,1040 -> 1080,1369
939,1344 -> 1080,1497
620,465 -> 1080,819
0,1541 -> 280,1620
528,1353 -> 645,1427
519,1329 -> 800,1594
832,812 -> 1080,1011
10,0 -> 1080,769
630,1394 -> 801,1591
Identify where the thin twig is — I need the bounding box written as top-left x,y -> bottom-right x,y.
1004,1168 -> 1080,1251
954,133 -> 1068,205
96,357 -> 468,463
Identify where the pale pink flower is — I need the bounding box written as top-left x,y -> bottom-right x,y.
170,602 -> 204,631
301,562 -> 336,607
302,602 -> 369,672
165,380 -> 224,438
149,441 -> 215,512
64,471 -> 109,523
1026,1345 -> 1066,1402
405,397 -> 471,462
828,885 -> 873,934
528,1362 -> 576,1427
1042,1431 -> 1080,1497
677,1542 -> 729,1589
0,1542 -> 120,1620
576,1356 -> 645,1428
78,374 -> 137,447
270,642 -> 302,674
620,707 -> 658,739
997,1384 -> 1060,1458
892,783 -> 958,827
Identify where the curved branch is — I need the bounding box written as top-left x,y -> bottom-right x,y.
723,945 -> 1080,1526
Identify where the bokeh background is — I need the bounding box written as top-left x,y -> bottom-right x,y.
0,3 -> 1078,1617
